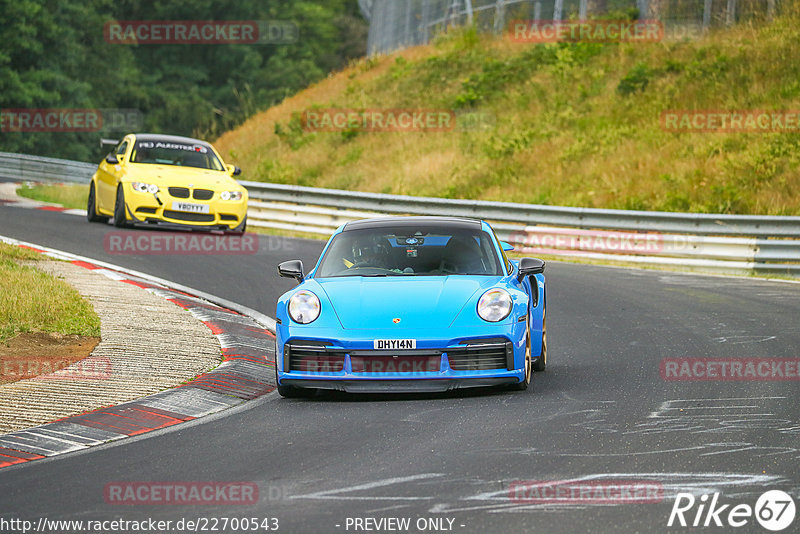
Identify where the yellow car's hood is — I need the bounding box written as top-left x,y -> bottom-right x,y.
125,164 -> 242,189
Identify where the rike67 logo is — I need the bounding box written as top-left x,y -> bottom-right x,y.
668,490 -> 796,531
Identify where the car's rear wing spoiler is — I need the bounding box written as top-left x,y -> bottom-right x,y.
100,138 -> 119,148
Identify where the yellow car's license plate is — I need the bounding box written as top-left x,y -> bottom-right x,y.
172,201 -> 210,214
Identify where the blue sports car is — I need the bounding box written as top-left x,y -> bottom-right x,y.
274,216 -> 546,396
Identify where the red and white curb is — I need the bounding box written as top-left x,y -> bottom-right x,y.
0,182 -> 87,216
0,235 -> 276,469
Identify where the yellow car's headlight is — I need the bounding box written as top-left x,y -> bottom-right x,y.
132,182 -> 159,194
220,191 -> 243,201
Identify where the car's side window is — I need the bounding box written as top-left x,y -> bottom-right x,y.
115,141 -> 128,158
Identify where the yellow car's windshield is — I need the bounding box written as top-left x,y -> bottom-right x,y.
130,140 -> 224,170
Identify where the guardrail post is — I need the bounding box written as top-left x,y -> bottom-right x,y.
422,0 -> 431,42
493,0 -> 506,34
637,0 -> 649,19
726,0 -> 737,26
403,0 -> 412,46
553,0 -> 564,21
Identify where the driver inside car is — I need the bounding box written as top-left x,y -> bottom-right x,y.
346,235 -> 392,269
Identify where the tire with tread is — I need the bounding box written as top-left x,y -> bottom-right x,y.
275,367 -> 314,398
113,186 -> 129,228
511,322 -> 532,391
228,216 -> 246,234
533,308 -> 547,372
86,182 -> 109,223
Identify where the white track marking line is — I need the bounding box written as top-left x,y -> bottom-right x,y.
290,473 -> 444,501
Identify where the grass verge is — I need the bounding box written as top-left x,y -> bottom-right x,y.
17,183 -> 87,210
0,243 -> 101,343
216,7 -> 800,215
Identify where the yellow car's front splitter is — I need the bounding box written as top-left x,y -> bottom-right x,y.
123,188 -> 247,232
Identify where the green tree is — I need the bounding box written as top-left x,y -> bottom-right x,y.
0,0 -> 366,160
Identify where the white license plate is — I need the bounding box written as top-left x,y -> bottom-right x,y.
373,339 -> 416,350
172,201 -> 210,214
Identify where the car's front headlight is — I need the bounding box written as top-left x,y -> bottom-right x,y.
288,290 -> 321,324
477,288 -> 512,322
220,191 -> 243,201
131,182 -> 159,194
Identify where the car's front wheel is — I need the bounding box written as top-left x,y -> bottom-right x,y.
227,216 -> 247,234
277,384 -> 306,398
87,182 -> 109,223
275,367 -> 314,398
511,322 -> 532,391
113,186 -> 129,228
533,308 -> 547,372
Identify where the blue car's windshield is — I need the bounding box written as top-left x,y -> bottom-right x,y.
316,227 -> 503,277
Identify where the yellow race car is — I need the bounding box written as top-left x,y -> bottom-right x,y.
87,133 -> 248,233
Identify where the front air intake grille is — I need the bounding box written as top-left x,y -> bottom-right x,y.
163,210 -> 215,222
350,354 -> 441,374
285,342 -> 345,373
447,341 -> 511,371
168,187 -> 190,198
219,214 -> 237,221
193,189 -> 214,200
135,207 -> 157,214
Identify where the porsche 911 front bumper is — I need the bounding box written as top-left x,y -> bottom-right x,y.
280,377 -> 519,393
275,327 -> 530,392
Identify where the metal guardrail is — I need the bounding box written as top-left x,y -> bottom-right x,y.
240,181 -> 800,276
0,152 -> 797,276
242,181 -> 800,238
0,152 -> 95,184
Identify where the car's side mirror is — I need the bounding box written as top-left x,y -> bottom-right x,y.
500,241 -> 514,252
278,260 -> 305,283
227,164 -> 242,176
100,138 -> 120,148
517,257 -> 545,281
105,154 -> 119,164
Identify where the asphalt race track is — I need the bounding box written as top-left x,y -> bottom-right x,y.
1,203 -> 799,533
